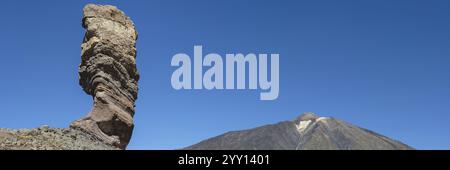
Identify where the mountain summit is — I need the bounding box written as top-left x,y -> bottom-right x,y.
186,112 -> 413,150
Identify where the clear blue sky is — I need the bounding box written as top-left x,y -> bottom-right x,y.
1,0 -> 449,150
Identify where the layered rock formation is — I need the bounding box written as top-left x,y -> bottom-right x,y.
70,4 -> 139,149
186,112 -> 413,150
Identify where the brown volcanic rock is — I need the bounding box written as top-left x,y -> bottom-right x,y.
70,4 -> 139,149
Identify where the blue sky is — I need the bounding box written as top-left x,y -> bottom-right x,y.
0,0 -> 449,149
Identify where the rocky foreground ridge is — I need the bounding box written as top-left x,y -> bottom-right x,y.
0,126 -> 118,150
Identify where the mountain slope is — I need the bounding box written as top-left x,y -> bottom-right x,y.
186,113 -> 413,150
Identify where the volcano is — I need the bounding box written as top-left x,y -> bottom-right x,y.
186,112 -> 413,150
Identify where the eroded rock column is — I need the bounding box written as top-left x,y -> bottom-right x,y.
70,4 -> 139,149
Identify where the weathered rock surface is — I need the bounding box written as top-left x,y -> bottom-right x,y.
70,4 -> 139,149
186,112 -> 413,150
0,126 -> 118,150
0,4 -> 137,150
